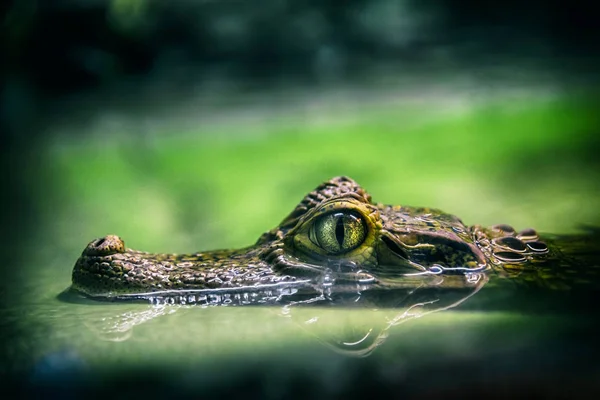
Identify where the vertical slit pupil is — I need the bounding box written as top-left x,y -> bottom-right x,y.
335,216 -> 345,247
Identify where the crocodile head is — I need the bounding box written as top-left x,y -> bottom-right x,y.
71,176 -> 550,300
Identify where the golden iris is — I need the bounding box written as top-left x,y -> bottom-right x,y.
309,211 -> 366,254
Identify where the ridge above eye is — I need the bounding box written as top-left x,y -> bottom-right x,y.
309,210 -> 366,254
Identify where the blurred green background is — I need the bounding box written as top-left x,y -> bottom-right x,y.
2,0 -> 600,394
40,92 -> 600,254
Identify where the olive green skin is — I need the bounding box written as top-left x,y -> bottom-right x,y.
71,176 -> 589,300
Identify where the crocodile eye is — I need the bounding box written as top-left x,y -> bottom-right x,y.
309,211 -> 366,254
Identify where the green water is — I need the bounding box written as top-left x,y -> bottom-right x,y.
5,86 -> 600,396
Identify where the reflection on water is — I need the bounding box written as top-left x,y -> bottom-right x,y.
65,270 -> 486,356
280,273 -> 486,357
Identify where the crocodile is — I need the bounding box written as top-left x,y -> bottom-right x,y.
71,176 -> 599,302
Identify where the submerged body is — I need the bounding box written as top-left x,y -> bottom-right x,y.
71,177 -> 598,301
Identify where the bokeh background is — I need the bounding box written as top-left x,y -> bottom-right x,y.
2,0 -> 600,394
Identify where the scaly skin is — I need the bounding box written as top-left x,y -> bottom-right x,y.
71,176 -> 597,300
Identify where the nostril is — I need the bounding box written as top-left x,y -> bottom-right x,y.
83,235 -> 125,256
